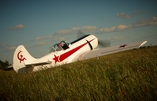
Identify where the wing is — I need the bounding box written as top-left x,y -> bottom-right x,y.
79,41 -> 147,60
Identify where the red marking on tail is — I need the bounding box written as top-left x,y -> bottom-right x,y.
17,51 -> 26,63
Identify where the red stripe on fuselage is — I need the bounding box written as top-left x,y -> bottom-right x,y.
53,38 -> 95,63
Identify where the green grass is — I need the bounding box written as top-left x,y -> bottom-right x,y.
0,46 -> 157,101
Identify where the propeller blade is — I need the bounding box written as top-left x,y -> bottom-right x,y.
77,30 -> 111,47
77,30 -> 85,38
98,40 -> 111,47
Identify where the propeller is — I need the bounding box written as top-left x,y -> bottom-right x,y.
77,30 -> 111,48
98,40 -> 111,47
77,29 -> 86,38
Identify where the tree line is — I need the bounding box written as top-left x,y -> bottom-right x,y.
0,60 -> 10,70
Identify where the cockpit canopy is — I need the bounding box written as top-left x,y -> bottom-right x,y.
49,41 -> 69,52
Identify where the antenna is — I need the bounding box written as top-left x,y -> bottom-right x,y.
38,50 -> 44,56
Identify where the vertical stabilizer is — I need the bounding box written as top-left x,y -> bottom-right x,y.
13,45 -> 37,73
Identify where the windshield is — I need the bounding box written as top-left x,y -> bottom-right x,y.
49,44 -> 62,52
49,41 -> 69,52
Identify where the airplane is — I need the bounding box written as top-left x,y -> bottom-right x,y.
13,33 -> 147,73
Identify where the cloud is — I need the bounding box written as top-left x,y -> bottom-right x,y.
152,16 -> 157,21
0,44 -> 9,48
117,25 -> 130,30
35,37 -> 43,41
52,37 -> 65,41
55,24 -> 131,34
0,44 -> 16,51
8,46 -> 16,51
33,35 -> 65,47
133,10 -> 149,16
35,35 -> 53,41
9,24 -> 25,30
57,24 -> 132,34
56,26 -> 97,34
99,16 -> 157,33
54,16 -> 157,35
72,27 -> 80,31
133,16 -> 157,27
34,16 -> 157,43
57,29 -> 73,34
107,36 -> 125,41
98,24 -> 131,33
35,35 -> 65,41
82,26 -> 97,31
98,26 -> 116,32
33,42 -> 51,47
116,13 -> 131,18
35,42 -> 50,46
116,10 -> 149,19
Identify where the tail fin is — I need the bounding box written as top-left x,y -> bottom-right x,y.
13,45 -> 37,73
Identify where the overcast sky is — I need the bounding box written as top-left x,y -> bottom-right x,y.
0,0 -> 157,63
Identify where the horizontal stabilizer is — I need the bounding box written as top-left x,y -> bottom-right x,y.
25,61 -> 51,66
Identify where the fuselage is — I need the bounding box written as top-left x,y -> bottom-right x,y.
32,34 -> 98,71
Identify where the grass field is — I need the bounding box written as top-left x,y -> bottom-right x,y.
0,46 -> 157,101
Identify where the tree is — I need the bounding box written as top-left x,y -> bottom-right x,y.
0,60 -> 10,69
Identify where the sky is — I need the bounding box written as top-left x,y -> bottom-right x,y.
0,0 -> 157,63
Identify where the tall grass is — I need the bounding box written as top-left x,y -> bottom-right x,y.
0,46 -> 157,101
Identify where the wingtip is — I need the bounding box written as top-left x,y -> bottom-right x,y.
139,41 -> 147,47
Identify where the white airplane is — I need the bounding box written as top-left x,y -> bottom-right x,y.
13,33 -> 147,73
